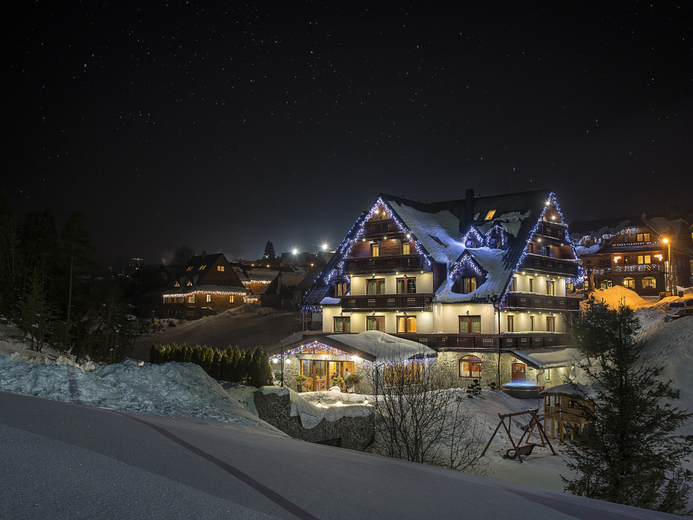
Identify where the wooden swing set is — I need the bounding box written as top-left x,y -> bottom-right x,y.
480,409 -> 556,463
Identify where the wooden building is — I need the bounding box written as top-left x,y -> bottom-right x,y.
300,189 -> 584,388
541,383 -> 595,441
570,212 -> 693,297
161,252 -> 249,319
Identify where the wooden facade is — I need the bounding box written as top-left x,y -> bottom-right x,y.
162,252 -> 249,319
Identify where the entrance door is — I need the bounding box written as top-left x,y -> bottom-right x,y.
511,363 -> 526,382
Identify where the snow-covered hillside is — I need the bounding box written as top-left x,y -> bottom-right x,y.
1,287 -> 692,500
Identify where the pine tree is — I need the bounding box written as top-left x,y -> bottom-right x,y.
562,297 -> 693,514
263,241 -> 276,260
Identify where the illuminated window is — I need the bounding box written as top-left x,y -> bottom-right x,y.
174,281 -> 180,287
402,242 -> 411,255
206,294 -> 212,303
370,243 -> 380,257
396,278 -> 416,294
334,317 -> 351,333
512,363 -> 526,382
367,279 -> 385,295
637,255 -> 651,264
459,356 -> 481,378
636,233 -> 651,242
623,277 -> 635,289
601,279 -> 612,289
367,316 -> 384,331
397,316 -> 417,333
642,277 -> 656,289
334,282 -> 348,296
188,294 -> 196,303
460,315 -> 481,334
186,266 -> 193,271
217,265 -> 225,272
458,277 -> 477,294
199,265 -> 206,270
185,280 -> 193,286
484,210 -> 496,221
229,295 -> 235,303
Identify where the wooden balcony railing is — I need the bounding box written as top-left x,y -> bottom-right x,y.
391,332 -> 574,350
502,293 -> 581,311
340,293 -> 433,311
343,255 -> 424,274
520,255 -> 580,277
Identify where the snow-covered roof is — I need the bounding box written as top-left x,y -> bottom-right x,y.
508,348 -> 584,369
325,331 -> 436,364
539,383 -> 596,399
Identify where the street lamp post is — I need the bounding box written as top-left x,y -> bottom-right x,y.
663,237 -> 674,295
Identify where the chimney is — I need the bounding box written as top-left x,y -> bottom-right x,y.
465,188 -> 475,222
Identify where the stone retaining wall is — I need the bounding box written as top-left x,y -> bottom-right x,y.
254,390 -> 374,451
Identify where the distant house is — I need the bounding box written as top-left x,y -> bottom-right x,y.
161,252 -> 249,319
299,189 -> 584,388
570,211 -> 693,296
232,266 -> 278,304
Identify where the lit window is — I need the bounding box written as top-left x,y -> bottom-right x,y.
229,295 -> 235,303
206,294 -> 212,303
367,316 -> 384,331
367,279 -> 385,295
484,210 -> 496,220
396,278 -> 416,294
623,277 -> 635,289
186,280 -> 193,286
334,282 -> 348,296
370,243 -> 380,257
397,316 -> 417,333
460,316 -> 481,334
402,242 -> 411,255
217,265 -> 225,272
458,277 -> 477,294
459,356 -> 481,378
186,266 -> 193,271
642,277 -> 656,289
174,281 -> 180,287
334,317 -> 351,333
637,255 -> 651,264
512,363 -> 526,382
188,294 -> 196,303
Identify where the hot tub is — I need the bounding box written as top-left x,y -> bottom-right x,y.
502,381 -> 543,399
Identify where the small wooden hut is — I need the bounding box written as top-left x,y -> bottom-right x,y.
540,383 -> 595,441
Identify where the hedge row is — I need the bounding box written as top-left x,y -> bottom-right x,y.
149,343 -> 273,387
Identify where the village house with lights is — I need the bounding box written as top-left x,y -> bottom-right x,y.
570,211 -> 693,297
161,252 -> 249,319
271,189 -> 585,392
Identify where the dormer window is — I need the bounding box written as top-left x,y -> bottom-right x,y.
186,266 -> 193,271
199,265 -> 207,270
174,281 -> 180,287
484,210 -> 496,220
186,280 -> 193,286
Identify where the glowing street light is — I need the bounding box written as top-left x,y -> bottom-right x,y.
292,248 -> 299,255
662,237 -> 674,295
321,243 -> 329,251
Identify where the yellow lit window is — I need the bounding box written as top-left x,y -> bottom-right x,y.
185,280 -> 192,286
206,294 -> 212,303
199,265 -> 207,270
402,242 -> 411,255
484,210 -> 496,220
217,265 -> 225,272
186,266 -> 193,271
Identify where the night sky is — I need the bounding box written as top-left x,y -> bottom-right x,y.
3,2 -> 692,266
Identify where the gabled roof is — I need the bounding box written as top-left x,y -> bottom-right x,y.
177,253 -> 247,292
302,190 -> 579,308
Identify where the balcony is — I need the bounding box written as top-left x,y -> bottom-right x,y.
341,293 -> 433,311
343,255 -> 424,274
502,293 -> 581,311
613,264 -> 662,273
520,255 -> 580,277
391,332 -> 573,350
363,218 -> 402,237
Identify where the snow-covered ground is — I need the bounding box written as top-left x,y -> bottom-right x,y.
1,285 -> 692,502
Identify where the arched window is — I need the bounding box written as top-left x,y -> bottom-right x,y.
623,277 -> 635,289
459,356 -> 481,378
642,276 -> 656,289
